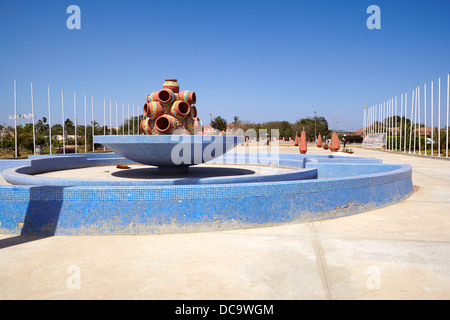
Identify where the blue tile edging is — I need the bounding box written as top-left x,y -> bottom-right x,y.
0,153 -> 413,235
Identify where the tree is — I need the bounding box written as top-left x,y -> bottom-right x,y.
211,116 -> 228,132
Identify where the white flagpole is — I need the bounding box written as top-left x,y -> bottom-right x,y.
74,91 -> 77,154
14,80 -> 17,158
62,89 -> 65,154
447,74 -> 449,158
404,92 -> 408,153
127,103 -> 130,135
413,87 -> 417,154
48,86 -> 52,155
31,82 -> 36,155
92,96 -> 94,153
418,86 -> 421,154
395,96 -> 397,151
438,77 -> 441,157
424,84 -> 427,156
84,94 -> 87,153
400,94 -> 403,152
133,104 -> 135,135
431,81 -> 434,157
109,99 -> 112,135
116,101 -> 118,135
103,98 -> 106,136
122,101 -> 124,135
409,89 -> 414,153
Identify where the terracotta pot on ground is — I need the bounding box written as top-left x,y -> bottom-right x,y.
299,131 -> 307,154
155,115 -> 177,134
294,135 -> 299,146
143,101 -> 164,120
317,135 -> 322,148
330,132 -> 340,152
163,79 -> 180,93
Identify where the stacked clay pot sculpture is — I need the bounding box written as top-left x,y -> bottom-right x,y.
140,79 -> 201,135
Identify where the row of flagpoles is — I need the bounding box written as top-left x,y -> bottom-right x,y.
10,79 -> 144,158
363,74 -> 449,158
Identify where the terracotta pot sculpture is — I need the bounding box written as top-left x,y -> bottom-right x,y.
163,79 -> 180,93
170,101 -> 191,119
143,101 -> 164,120
179,90 -> 196,105
140,118 -> 152,135
299,131 -> 307,154
330,132 -> 340,152
191,105 -> 197,118
193,117 -> 202,134
142,79 -> 199,135
317,134 -> 322,148
294,135 -> 299,146
155,115 -> 177,134
158,89 -> 176,106
147,92 -> 159,103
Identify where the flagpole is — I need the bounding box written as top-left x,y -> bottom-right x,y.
31,82 -> 36,155
92,96 -> 94,153
62,89 -> 65,154
424,84 -> 427,156
48,86 -> 52,155
14,80 -> 17,158
84,93 -> 87,154
74,91 -> 77,154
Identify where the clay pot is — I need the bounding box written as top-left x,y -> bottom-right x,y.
170,101 -> 191,119
299,131 -> 307,154
155,115 -> 177,134
184,117 -> 194,135
143,101 -> 164,120
158,89 -> 176,105
193,117 -> 202,134
146,92 -> 159,103
317,135 -> 322,148
163,79 -> 179,93
190,105 -> 197,118
330,132 -> 340,152
140,118 -> 152,135
294,135 -> 299,146
179,90 -> 196,105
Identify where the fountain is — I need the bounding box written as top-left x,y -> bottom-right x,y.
94,79 -> 243,174
0,79 -> 414,236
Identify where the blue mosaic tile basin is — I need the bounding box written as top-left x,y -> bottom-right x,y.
93,135 -> 245,171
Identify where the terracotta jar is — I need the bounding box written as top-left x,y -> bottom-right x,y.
184,117 -> 194,135
193,117 -> 202,134
146,92 -> 159,103
189,105 -> 197,118
155,115 -> 177,134
179,90 -> 196,105
170,101 -> 191,119
158,89 -> 176,105
140,118 -> 152,135
163,79 -> 179,93
317,134 -> 323,148
143,101 -> 164,120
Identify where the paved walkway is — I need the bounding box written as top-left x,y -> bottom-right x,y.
0,146 -> 449,299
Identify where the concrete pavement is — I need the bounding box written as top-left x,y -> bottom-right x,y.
0,146 -> 449,299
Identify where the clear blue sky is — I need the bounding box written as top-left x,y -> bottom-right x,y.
1,0 -> 449,131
